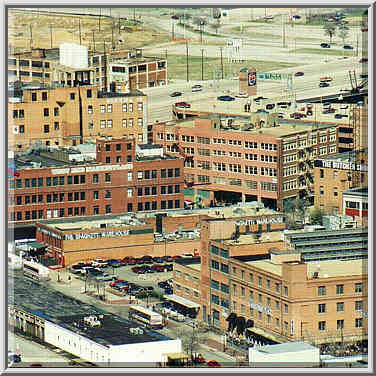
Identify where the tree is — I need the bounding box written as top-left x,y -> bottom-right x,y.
210,18 -> 221,34
338,25 -> 349,46
310,207 -> 324,225
323,23 -> 336,43
176,326 -> 206,361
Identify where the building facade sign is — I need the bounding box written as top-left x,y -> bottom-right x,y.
249,302 -> 272,315
51,164 -> 133,175
314,159 -> 368,172
235,216 -> 284,226
64,230 -> 130,241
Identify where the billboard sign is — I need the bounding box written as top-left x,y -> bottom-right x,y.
248,71 -> 256,86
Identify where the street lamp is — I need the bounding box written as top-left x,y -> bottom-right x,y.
201,49 -> 204,81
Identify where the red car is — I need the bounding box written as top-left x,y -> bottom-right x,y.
109,279 -> 125,287
119,259 -> 128,266
135,258 -> 145,265
172,255 -> 181,260
320,76 -> 333,82
361,27 -> 368,32
207,360 -> 221,368
290,112 -> 306,119
175,102 -> 191,108
323,108 -> 335,114
127,257 -> 137,265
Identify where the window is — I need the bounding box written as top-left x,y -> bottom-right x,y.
122,103 -> 127,112
318,321 -> 326,331
105,205 -> 111,214
318,286 -> 326,296
337,302 -> 344,312
107,104 -> 112,113
220,263 -> 229,274
249,273 -> 254,283
70,93 -> 75,100
88,105 -> 93,114
31,92 -> 37,101
129,103 -> 133,112
283,286 -> 288,296
318,304 -> 326,314
43,108 -> 49,117
258,276 -> 262,287
44,124 -> 49,133
275,283 -> 280,293
355,283 -> 363,293
93,174 -> 99,184
105,190 -> 111,199
105,173 -> 111,182
241,287 -> 245,297
355,301 -> 363,311
100,120 -> 106,128
355,318 -> 363,328
107,120 -> 113,128
87,89 -> 92,98
258,294 -> 262,304
336,284 -> 344,295
54,107 -> 59,116
276,318 -> 280,328
337,320 -> 344,330
284,304 -> 288,313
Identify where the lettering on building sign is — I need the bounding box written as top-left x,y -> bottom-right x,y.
38,227 -> 64,240
235,216 -> 284,226
64,230 -> 130,241
315,159 -> 368,172
249,302 -> 272,315
51,164 -> 133,175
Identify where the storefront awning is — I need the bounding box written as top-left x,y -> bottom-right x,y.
246,326 -> 285,344
27,241 -> 46,249
163,294 -> 200,309
165,352 -> 189,360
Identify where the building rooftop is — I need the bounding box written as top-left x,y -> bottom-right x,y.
9,272 -> 170,347
223,231 -> 284,246
247,259 -> 283,276
306,258 -> 367,279
97,89 -> 146,98
286,228 -> 367,240
38,213 -> 147,230
254,341 -> 318,354
343,187 -> 368,196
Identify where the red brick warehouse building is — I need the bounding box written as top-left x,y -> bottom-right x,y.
8,138 -> 184,224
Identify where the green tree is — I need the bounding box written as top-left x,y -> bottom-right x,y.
310,207 -> 324,225
176,326 -> 206,361
323,23 -> 336,43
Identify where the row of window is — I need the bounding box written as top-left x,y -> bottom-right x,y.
89,102 -> 143,114
210,176 -> 276,191
89,118 -> 144,130
318,283 -> 363,296
137,168 -> 180,180
318,301 -> 365,313
175,284 -> 200,298
13,191 -> 87,205
10,199 -> 182,221
136,185 -> 180,197
11,175 -> 86,189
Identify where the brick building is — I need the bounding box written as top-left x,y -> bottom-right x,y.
8,47 -> 167,91
313,149 -> 368,216
8,139 -> 184,224
152,113 -> 340,210
8,85 -> 147,152
342,187 -> 368,228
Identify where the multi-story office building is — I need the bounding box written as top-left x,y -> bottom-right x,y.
342,187 -> 368,227
8,47 -> 167,91
152,113 -> 340,210
313,149 -> 368,215
8,138 -> 184,224
8,85 -> 147,152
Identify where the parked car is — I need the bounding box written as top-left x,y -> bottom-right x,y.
359,58 -> 368,63
361,27 -> 368,32
171,15 -> 179,20
323,108 -> 336,114
235,92 -> 248,98
320,43 -> 331,48
135,258 -> 145,265
92,259 -> 108,268
360,73 -> 368,79
107,259 -> 121,268
340,105 -> 349,109
164,287 -> 173,294
217,95 -> 235,101
95,273 -> 117,282
278,113 -> 284,119
87,268 -> 104,277
319,82 -> 330,87
266,103 -> 275,110
125,257 -> 137,265
192,84 -> 203,92
334,114 -> 348,119
290,112 -> 306,119
320,76 -> 333,82
170,91 -> 183,97
109,279 -> 126,287
162,255 -> 173,262
175,101 -> 190,108
344,44 -> 353,49
254,96 -> 268,102
306,110 -> 313,116
207,360 -> 221,368
119,259 -> 128,266
294,71 -> 304,77
257,109 -> 269,114
152,257 -> 164,263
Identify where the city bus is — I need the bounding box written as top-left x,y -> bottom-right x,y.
128,305 -> 163,329
23,260 -> 50,281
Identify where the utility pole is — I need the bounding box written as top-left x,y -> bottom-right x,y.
220,47 -> 224,79
92,30 -> 96,53
99,8 -> 101,31
111,20 -> 115,50
172,22 -> 175,40
186,41 -> 189,82
29,25 -> 33,51
282,15 -> 286,48
133,8 -> 136,23
118,14 -> 121,34
79,18 -> 82,45
201,49 -> 204,81
49,24 -> 53,49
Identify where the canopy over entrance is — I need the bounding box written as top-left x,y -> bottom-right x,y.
163,294 -> 200,309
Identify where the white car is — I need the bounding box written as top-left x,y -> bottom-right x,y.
236,92 -> 248,98
95,273 -> 117,282
92,258 -> 108,268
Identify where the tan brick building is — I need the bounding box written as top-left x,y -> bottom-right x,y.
314,149 -> 368,215
152,113 -> 340,210
8,85 -> 147,151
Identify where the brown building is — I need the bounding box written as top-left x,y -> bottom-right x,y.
8,85 -> 147,152
8,47 -> 167,91
152,113 -> 340,210
313,149 -> 368,216
8,139 -> 184,224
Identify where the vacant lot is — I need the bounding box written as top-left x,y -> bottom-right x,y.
159,54 -> 299,81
